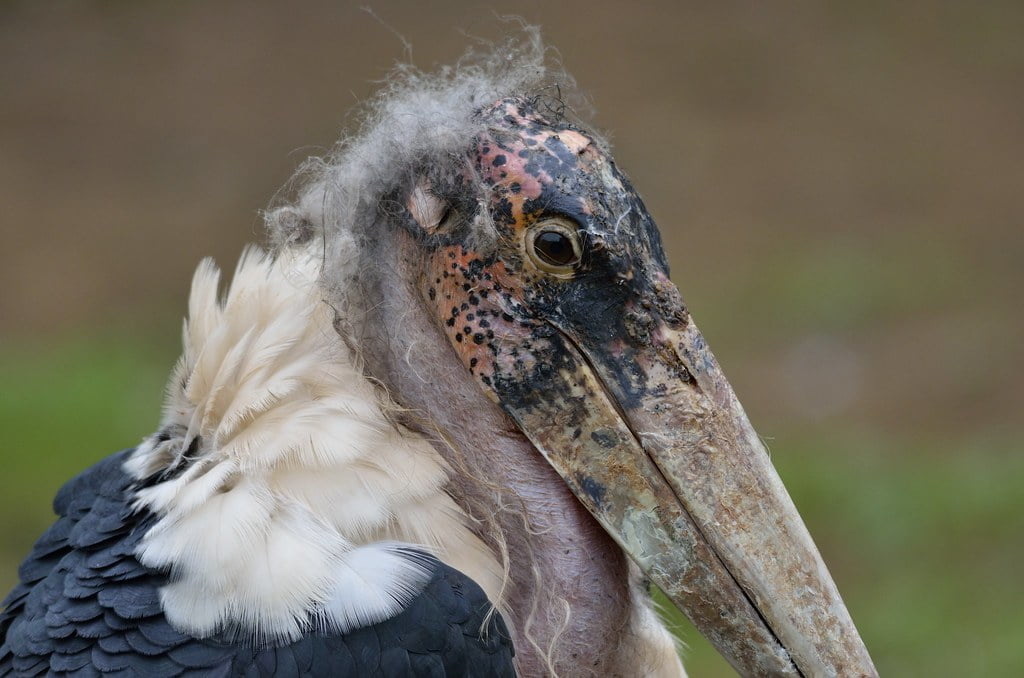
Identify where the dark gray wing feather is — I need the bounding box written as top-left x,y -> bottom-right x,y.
1,449 -> 515,676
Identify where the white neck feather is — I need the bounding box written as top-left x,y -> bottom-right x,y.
125,247 -> 502,642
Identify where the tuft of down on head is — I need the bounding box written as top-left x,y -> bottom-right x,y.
264,29 -> 598,339
125,247 -> 503,643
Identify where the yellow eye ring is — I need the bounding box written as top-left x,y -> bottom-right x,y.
525,219 -> 582,276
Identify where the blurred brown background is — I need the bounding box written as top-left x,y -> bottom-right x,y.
2,1 -> 1022,675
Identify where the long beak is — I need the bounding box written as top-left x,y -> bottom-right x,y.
495,284 -> 877,676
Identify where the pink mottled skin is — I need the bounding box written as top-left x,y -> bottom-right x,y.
361,233 -> 633,677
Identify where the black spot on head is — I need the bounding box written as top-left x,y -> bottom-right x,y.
493,197 -> 514,226
455,333 -> 463,342
473,333 -> 485,345
492,155 -> 507,167
467,259 -> 486,277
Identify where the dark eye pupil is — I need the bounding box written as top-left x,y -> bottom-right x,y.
534,230 -> 576,266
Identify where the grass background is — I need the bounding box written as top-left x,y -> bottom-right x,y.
1,2 -> 1022,675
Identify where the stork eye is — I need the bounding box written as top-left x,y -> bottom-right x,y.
527,220 -> 582,274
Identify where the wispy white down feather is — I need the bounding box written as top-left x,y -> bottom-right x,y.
125,247 -> 502,643
263,28 -> 598,339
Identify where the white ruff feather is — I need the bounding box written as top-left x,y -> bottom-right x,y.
125,247 -> 502,643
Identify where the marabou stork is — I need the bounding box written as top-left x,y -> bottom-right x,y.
0,38 -> 876,677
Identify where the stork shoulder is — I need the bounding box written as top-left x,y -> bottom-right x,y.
113,248 -> 503,642
1,448 -> 514,676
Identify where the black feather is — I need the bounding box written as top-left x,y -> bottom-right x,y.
407,652 -> 446,678
10,652 -> 48,676
89,643 -> 132,671
270,645 -> 300,678
48,647 -> 92,672
97,582 -> 162,619
102,609 -> 136,632
135,617 -> 190,649
96,631 -> 131,654
124,628 -> 173,656
1,448 -> 515,676
254,646 -> 277,674
167,641 -> 233,669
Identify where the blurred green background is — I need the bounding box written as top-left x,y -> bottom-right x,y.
1,1 -> 1022,675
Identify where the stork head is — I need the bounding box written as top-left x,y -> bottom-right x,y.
276,46 -> 876,676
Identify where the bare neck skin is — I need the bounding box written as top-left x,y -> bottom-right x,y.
345,232 -> 631,676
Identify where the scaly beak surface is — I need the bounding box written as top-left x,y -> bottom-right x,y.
498,288 -> 877,676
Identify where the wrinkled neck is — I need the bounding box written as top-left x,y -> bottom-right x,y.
347,232 -> 632,675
